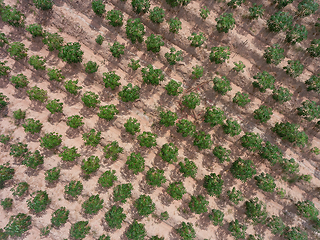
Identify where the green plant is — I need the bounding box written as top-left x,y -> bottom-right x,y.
0,61 -> 10,76
42,32 -> 63,51
40,132 -> 62,149
58,42 -> 83,63
267,11 -> 292,32
267,215 -> 285,235
98,105 -> 119,120
118,83 -> 140,102
150,236 -> 164,240
66,115 -> 84,128
99,234 -> 111,240
176,222 -> 195,240
65,180 -> 83,197
95,34 -> 104,45
179,158 -> 197,178
104,141 -> 123,161
233,61 -> 246,72
159,110 -> 177,127
204,106 -> 226,127
227,187 -> 244,205
222,119 -> 241,136
33,0 -> 53,10
182,92 -> 200,109
188,195 -> 208,214
188,32 -> 206,47
167,181 -> 186,200
126,220 -> 146,240
27,190 -> 50,213
47,67 -> 65,82
273,0 -> 294,8
167,17 -> 182,33
305,74 -> 320,93
40,226 -> 51,236
203,172 -> 223,198
281,158 -> 300,174
228,220 -> 247,240
193,131 -> 212,150
69,221 -> 90,240
84,60 -> 99,73
230,158 -> 257,182
137,132 -> 157,148
0,134 -> 10,144
22,118 -> 43,134
165,79 -> 183,96
259,141 -> 283,165
296,0 -> 319,17
296,200 -> 319,219
82,194 -> 103,214
240,132 -> 263,152
200,6 -> 210,19
141,64 -> 164,85
104,205 -> 126,229
272,121 -> 308,147
22,150 -> 44,169
110,42 -> 125,58
216,13 -> 235,33
1,198 -> 12,210
128,59 -> 140,70
27,86 -> 48,102
13,109 -> 26,121
64,79 -> 82,95
209,209 -> 224,226
283,227 -> 308,240
160,211 -> 169,220
0,32 -> 8,47
10,142 -> 28,158
212,76 -> 232,95
249,3 -> 265,19
263,44 -> 285,65
283,60 -> 304,77
297,100 -> 320,121
124,117 -> 140,135
131,0 -> 150,14
126,152 -> 145,174
228,0 -> 245,8
233,92 -> 251,107
51,207 -> 69,227
7,42 -> 28,60
98,170 -> 117,188
0,5 -> 25,27
4,213 -> 31,237
0,163 -> 14,189
165,47 -> 183,65
176,119 -> 196,137
191,65 -> 204,79
92,0 -> 105,16
113,183 -> 133,203
212,146 -> 231,163
272,87 -> 292,103
45,167 -> 60,182
145,34 -> 164,53
106,9 -> 123,27
253,105 -> 273,123
146,168 -> 166,187
311,147 -> 320,155
159,143 -> 178,163
126,18 -> 145,44
81,91 -> 100,108
254,173 -> 276,192
46,99 -> 63,114
81,156 -> 100,176
245,198 -> 267,224
285,24 -> 308,44
252,71 -> 275,92
210,46 -> 230,64
135,195 -> 155,216
28,55 -> 46,70
26,23 -> 44,37
149,7 -> 165,23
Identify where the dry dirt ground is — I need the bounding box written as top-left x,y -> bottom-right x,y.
1,0 -> 320,239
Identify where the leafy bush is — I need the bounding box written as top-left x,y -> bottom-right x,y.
81,91 -> 100,108
210,47 -> 230,64
272,121 -> 308,147
189,195 -> 208,214
165,79 -> 183,96
118,83 -> 140,102
283,60 -> 304,77
7,42 -> 28,60
149,7 -> 165,23
0,5 -> 25,27
4,213 -> 31,237
176,222 -> 195,240
0,61 -> 10,76
124,117 -> 140,135
204,106 -> 226,127
305,74 -> 320,93
66,115 -> 84,128
267,11 -> 292,32
135,195 -> 155,216
182,92 -> 200,109
33,0 -> 53,10
98,105 -> 119,120
65,180 -> 83,197
113,183 -> 133,203
230,158 -> 257,182
146,168 -> 166,187
273,0 -> 293,9
160,142 -> 178,163
188,32 -> 206,47
283,227 -> 308,240
0,163 -> 14,189
296,200 -> 319,219
254,173 -> 276,192
126,152 -> 145,174
191,65 -> 204,79
212,76 -> 232,95
0,32 -> 8,47
297,100 -> 320,121
104,141 -> 123,161
176,119 -> 195,137
51,207 -> 69,227
227,187 -> 244,205
27,190 -> 50,213
146,34 -> 164,53
228,220 -> 247,240
10,142 -> 28,158
104,205 -> 126,229
179,158 -> 197,178
26,23 -> 43,37
106,10 -> 123,27
131,0 -> 150,14
167,181 -> 186,200
240,132 -> 263,152
259,141 -> 283,165
200,6 -> 210,19
69,221 -> 90,240
216,13 -> 235,33
245,198 -> 268,224
46,99 -> 63,114
1,198 -> 12,210
128,59 -> 141,70
42,32 -> 63,51
137,132 -> 157,148
160,211 -> 169,220
81,156 -> 100,176
253,105 -> 273,123
252,71 -> 275,93
98,170 -> 117,188
159,110 -> 177,127
47,67 -> 65,82
209,209 -> 224,226
126,18 -> 145,44
263,44 -> 285,65
0,134 -> 10,144
92,0 -> 105,16
222,118 -> 241,136
285,24 -> 308,44
27,86 -> 47,102
110,42 -> 125,58
141,64 -> 164,85
13,109 -> 26,121
233,92 -> 251,107
267,215 -> 285,235
296,0 -> 319,17
167,17 -> 182,33
22,118 -> 43,134
22,150 -> 44,169
272,87 -> 292,103
233,61 -> 246,72
40,132 -> 62,149
203,173 -> 224,197
193,131 -> 212,150
64,79 -> 82,95
95,34 -> 104,45
213,146 -> 231,163
126,220 -> 146,240
249,3 -> 265,19
82,194 -> 103,215
45,167 -> 60,182
58,42 -> 83,63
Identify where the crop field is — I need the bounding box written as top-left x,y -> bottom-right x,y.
0,0 -> 320,240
